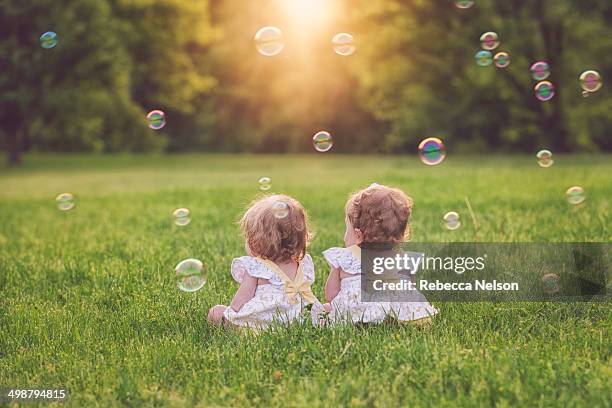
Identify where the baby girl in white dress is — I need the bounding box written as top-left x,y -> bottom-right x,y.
322,184 -> 438,325
207,194 -> 320,330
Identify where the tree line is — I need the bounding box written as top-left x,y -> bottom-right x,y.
1,0 -> 610,165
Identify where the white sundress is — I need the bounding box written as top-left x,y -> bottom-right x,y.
223,254 -> 319,329
323,245 -> 438,324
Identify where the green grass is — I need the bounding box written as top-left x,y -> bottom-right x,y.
0,154 -> 610,407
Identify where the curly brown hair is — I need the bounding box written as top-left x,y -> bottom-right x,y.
240,194 -> 312,263
345,184 -> 413,243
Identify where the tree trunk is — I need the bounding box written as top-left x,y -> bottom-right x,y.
535,0 -> 571,152
7,128 -> 23,166
3,100 -> 25,167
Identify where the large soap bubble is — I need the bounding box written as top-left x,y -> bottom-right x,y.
254,26 -> 284,57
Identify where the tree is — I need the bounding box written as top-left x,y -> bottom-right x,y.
0,0 -> 216,165
351,0 -> 612,153
1,0 -> 609,159
110,0 -> 217,152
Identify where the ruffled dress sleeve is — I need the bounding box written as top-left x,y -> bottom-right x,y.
322,247 -> 361,275
230,256 -> 284,286
301,254 -> 315,284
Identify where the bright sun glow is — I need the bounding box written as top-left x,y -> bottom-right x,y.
279,0 -> 334,27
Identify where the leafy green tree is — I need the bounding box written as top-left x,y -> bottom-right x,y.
0,0 -> 216,165
351,0 -> 612,153
1,0 -> 610,161
110,0 -> 217,151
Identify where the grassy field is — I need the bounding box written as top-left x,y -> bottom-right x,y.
0,154 -> 610,407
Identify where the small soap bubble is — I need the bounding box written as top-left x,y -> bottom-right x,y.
175,258 -> 206,292
579,70 -> 602,93
271,201 -> 289,219
443,212 -> 461,230
475,50 -> 493,67
146,110 -> 166,130
173,208 -> 191,226
480,32 -> 499,51
259,177 -> 272,191
565,186 -> 585,205
534,81 -> 555,101
455,0 -> 474,9
541,273 -> 560,294
530,61 -> 550,81
55,193 -> 76,211
254,26 -> 284,57
536,149 -> 554,168
494,51 -> 510,68
581,90 -> 590,98
313,131 -> 333,152
418,137 -> 446,166
40,31 -> 58,49
332,33 -> 355,56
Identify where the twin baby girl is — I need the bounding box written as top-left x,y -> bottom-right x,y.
207,184 -> 438,329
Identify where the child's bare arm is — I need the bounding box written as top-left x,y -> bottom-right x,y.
324,267 -> 341,302
229,273 -> 258,312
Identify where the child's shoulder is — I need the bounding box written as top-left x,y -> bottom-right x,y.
231,256 -> 276,283
322,246 -> 361,274
231,255 -> 260,269
231,254 -> 315,283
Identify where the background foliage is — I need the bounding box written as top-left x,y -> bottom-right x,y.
1,0 -> 611,164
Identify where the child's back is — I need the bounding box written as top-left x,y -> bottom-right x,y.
322,184 -> 438,324
208,194 -> 319,330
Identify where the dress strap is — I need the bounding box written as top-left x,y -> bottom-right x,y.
256,258 -> 319,305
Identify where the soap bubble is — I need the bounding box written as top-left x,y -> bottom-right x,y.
455,0 -> 474,9
254,26 -> 284,57
475,50 -> 493,67
443,212 -> 461,230
494,51 -> 510,68
541,273 -> 560,294
40,31 -> 58,49
173,208 -> 191,226
579,70 -> 602,93
271,201 -> 289,219
313,131 -> 333,152
259,177 -> 272,191
536,150 -> 554,168
332,33 -> 355,56
535,81 -> 555,101
146,110 -> 166,130
418,137 -> 446,166
55,193 -> 75,211
175,258 -> 206,292
480,32 -> 499,51
581,90 -> 590,98
565,186 -> 585,205
530,61 -> 550,81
